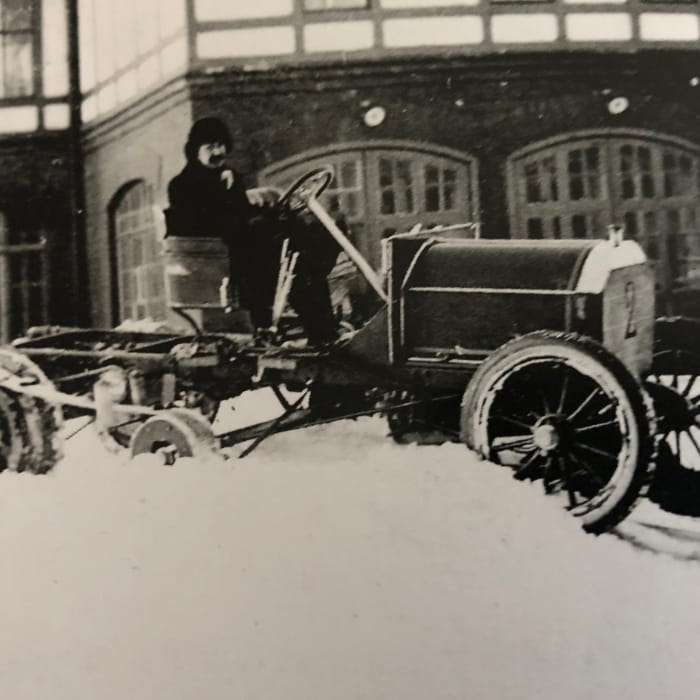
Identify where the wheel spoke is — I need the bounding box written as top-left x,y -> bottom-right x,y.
682,375 -> 698,398
538,390 -> 551,415
491,413 -> 534,431
557,455 -> 579,508
492,435 -> 535,453
568,449 -> 607,489
685,428 -> 700,457
574,419 -> 619,434
567,387 -> 602,423
672,430 -> 681,457
595,402 -> 614,417
573,440 -> 618,462
671,352 -> 680,389
557,368 -> 570,414
514,449 -> 541,480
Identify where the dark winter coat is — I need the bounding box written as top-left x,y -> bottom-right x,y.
166,161 -> 251,244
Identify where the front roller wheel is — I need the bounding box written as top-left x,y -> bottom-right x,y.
129,409 -> 220,465
461,331 -> 656,534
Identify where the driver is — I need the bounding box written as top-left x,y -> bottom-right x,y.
166,116 -> 340,344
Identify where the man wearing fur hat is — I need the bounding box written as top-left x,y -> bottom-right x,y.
166,116 -> 282,329
166,116 -> 340,344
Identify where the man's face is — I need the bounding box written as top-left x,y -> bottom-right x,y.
197,141 -> 228,169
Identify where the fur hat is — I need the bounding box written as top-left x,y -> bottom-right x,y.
185,117 -> 232,161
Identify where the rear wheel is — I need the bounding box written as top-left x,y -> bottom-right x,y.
644,317 -> 700,510
461,331 -> 656,533
645,317 -> 700,470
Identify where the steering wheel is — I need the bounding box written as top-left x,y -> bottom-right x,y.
276,166 -> 334,213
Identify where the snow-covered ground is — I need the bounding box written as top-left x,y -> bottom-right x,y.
2,389 -> 700,700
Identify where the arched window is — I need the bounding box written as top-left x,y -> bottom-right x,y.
0,213 -> 49,341
111,180 -> 166,322
507,131 -> 700,293
260,141 -> 479,269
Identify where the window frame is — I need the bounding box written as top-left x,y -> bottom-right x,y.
110,179 -> 167,323
0,0 -> 36,99
303,0 -> 370,12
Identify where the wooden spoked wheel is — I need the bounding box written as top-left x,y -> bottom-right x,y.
646,348 -> 700,471
462,331 -> 656,534
645,317 -> 700,474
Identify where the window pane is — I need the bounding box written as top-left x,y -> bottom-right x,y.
443,168 -> 456,210
397,160 -> 414,212
527,218 -> 543,239
340,160 -> 357,187
425,182 -> 439,211
114,181 -> 166,321
2,0 -> 32,30
4,34 -> 32,96
571,214 -> 587,238
552,216 -> 561,239
43,0 -> 69,96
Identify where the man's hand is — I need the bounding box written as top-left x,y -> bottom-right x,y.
246,186 -> 281,208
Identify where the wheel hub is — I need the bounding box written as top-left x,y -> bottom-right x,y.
532,422 -> 560,452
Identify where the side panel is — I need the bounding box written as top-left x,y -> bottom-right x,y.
404,290 -> 570,355
601,263 -> 655,377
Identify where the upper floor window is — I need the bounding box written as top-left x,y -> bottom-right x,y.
0,0 -> 33,97
304,0 -> 369,9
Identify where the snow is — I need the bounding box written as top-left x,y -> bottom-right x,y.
2,389 -> 700,700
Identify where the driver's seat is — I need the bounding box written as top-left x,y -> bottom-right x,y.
161,214 -> 253,334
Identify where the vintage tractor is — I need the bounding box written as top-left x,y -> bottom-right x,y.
0,166 -> 697,535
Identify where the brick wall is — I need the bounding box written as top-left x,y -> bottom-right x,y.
193,51 -> 700,234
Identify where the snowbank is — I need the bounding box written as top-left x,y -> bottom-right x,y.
1,390 -> 699,700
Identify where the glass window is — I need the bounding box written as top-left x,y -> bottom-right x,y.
42,0 -> 69,97
113,181 -> 166,322
509,134 -> 700,292
425,164 -> 458,212
523,155 -> 558,203
379,157 -> 414,214
0,0 -> 33,98
0,217 -> 49,341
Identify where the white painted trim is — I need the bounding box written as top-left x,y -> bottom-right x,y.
575,240 -> 648,294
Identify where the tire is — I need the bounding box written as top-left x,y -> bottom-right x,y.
461,331 -> 656,534
644,317 -> 700,510
0,388 -> 30,472
645,316 -> 700,473
0,348 -> 63,474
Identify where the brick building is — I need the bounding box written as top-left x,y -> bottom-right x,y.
3,0 -> 700,336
